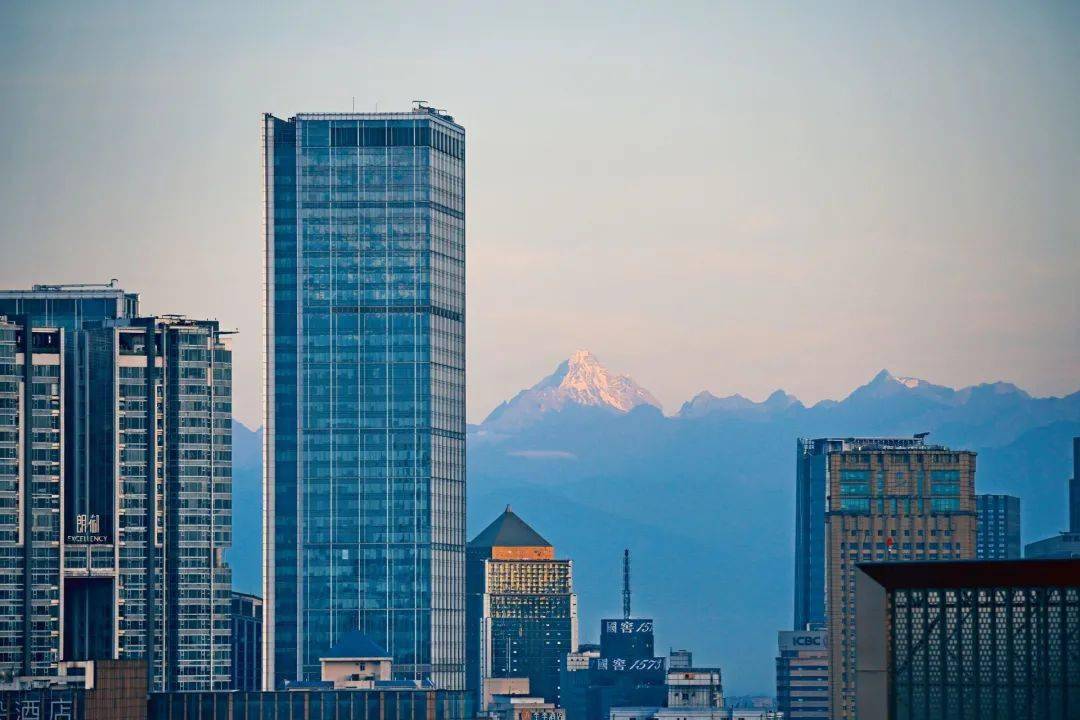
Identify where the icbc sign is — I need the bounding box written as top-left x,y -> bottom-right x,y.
778,630 -> 827,651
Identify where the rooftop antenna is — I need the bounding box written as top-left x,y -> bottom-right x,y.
352,96 -> 356,112
622,549 -> 631,619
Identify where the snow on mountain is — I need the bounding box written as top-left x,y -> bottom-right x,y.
481,350 -> 660,431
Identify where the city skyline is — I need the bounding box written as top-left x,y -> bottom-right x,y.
2,2 -> 1077,427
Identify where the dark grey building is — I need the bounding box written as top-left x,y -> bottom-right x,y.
855,559 -> 1080,720
263,105 -> 466,690
0,285 -> 233,691
1025,437 -> 1080,559
976,494 -> 1021,559
559,619 -> 666,720
232,592 -> 263,691
466,508 -> 577,708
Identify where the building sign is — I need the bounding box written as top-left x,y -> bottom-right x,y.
0,692 -> 81,720
601,619 -> 653,634
64,514 -> 110,545
588,657 -> 665,672
778,630 -> 827,652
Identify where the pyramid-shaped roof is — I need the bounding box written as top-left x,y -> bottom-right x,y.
469,506 -> 551,548
322,630 -> 391,660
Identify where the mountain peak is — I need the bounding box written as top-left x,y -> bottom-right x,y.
482,351 -> 660,430
849,369 -> 954,403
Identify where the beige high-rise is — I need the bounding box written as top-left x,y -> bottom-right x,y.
824,442 -> 976,718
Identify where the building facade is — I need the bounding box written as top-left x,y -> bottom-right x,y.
231,593 -> 263,691
794,437 -> 930,631
560,620 -> 665,720
775,630 -> 828,720
263,106 -> 466,689
0,287 -> 233,692
855,559 -> 1080,720
976,494 -> 1021,559
467,508 -> 577,708
819,438 -> 976,719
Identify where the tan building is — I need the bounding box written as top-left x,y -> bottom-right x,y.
824,441 -> 976,719
319,630 -> 393,689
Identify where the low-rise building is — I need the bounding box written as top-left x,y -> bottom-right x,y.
319,631 -> 394,689
489,694 -> 566,720
666,669 -> 723,708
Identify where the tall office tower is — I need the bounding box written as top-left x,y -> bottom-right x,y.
775,630 -> 829,720
795,437 -> 944,632
975,494 -> 1021,559
264,105 -> 466,690
0,288 -> 232,691
466,508 -> 578,708
815,438 -> 976,719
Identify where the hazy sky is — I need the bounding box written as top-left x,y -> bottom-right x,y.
1,1 -> 1077,427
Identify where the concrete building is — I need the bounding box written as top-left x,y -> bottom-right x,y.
665,669 -> 722,709
1025,437 -> 1080,559
467,508 -> 578,708
263,106 -> 466,690
775,630 -> 828,719
489,694 -> 567,720
808,437 -> 977,719
855,559 -> 1080,720
566,645 -> 600,672
666,651 -> 691,671
319,631 -> 393,689
610,708 -> 728,720
231,592 -> 263,691
0,288 -> 234,692
976,494 -> 1021,559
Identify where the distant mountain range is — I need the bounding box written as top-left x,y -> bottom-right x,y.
229,351 -> 1080,695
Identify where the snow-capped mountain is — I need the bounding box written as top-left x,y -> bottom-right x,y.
481,350 -> 660,431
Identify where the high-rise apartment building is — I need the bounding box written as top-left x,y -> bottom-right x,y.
815,438 -> 976,718
466,508 -> 578,708
775,630 -> 828,720
976,494 -> 1021,559
0,287 -> 233,691
263,106 -> 466,689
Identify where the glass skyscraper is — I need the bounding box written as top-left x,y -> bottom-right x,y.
263,106 -> 466,690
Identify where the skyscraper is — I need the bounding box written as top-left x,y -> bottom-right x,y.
794,437 -> 930,631
811,438 -> 976,719
975,493 -> 1021,559
0,287 -> 233,691
466,507 -> 578,708
263,106 -> 466,689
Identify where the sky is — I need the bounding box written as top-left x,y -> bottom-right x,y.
0,1 -> 1077,428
